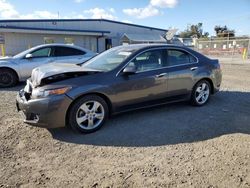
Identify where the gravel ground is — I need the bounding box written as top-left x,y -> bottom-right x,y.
0,63 -> 250,188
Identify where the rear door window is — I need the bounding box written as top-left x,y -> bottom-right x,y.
54,47 -> 86,57
166,49 -> 197,66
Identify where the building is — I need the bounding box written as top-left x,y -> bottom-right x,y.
0,19 -> 167,56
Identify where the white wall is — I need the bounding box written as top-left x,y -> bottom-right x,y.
3,33 -> 97,56
0,20 -> 167,55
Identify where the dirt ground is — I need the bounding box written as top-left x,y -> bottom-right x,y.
0,63 -> 250,188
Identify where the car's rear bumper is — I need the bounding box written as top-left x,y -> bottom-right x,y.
212,67 -> 222,94
16,90 -> 72,128
213,83 -> 220,93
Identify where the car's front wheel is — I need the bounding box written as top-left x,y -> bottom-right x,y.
0,68 -> 18,87
68,95 -> 109,133
190,80 -> 211,106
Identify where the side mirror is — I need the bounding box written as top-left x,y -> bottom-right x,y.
25,54 -> 33,59
123,65 -> 137,75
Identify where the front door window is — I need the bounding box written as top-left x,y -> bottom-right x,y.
128,49 -> 165,72
31,47 -> 52,58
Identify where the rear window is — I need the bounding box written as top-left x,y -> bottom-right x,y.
54,47 -> 86,57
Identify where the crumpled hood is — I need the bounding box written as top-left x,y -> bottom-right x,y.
31,63 -> 100,87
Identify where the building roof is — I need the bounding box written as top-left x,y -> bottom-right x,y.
0,25 -> 110,36
121,33 -> 167,43
0,19 -> 167,32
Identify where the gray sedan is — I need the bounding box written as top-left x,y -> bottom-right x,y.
0,43 -> 96,87
16,44 -> 222,133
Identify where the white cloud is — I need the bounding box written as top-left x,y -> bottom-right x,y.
123,5 -> 160,19
150,0 -> 178,8
0,0 -> 60,19
84,8 -> 117,20
0,0 -> 18,18
109,8 -> 115,13
123,0 -> 178,19
0,0 -> 87,19
122,20 -> 133,24
20,11 -> 59,19
65,12 -> 86,19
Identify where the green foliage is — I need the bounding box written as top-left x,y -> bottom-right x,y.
179,23 -> 209,38
214,25 -> 235,37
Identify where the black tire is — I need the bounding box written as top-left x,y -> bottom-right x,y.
68,95 -> 109,133
190,80 -> 211,106
0,68 -> 18,87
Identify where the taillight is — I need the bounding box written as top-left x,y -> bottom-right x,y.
211,59 -> 220,69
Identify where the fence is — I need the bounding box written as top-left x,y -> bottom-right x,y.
194,38 -> 250,63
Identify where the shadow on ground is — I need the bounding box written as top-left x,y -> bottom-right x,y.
0,82 -> 25,92
49,91 -> 249,147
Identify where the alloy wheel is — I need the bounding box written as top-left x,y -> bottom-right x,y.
76,101 -> 105,130
195,82 -> 210,105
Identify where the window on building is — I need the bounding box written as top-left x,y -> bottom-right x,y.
105,39 -> 112,50
65,38 -> 75,44
44,37 -> 55,44
53,46 -> 86,57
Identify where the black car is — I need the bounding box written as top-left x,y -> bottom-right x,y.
16,44 -> 222,133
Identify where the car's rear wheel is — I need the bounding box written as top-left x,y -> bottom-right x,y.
68,95 -> 109,133
190,80 -> 211,106
0,68 -> 18,88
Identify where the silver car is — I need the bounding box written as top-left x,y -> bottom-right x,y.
0,43 -> 96,87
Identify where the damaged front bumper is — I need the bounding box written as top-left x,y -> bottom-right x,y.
16,89 -> 72,128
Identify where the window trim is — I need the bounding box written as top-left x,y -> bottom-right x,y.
116,47 -> 199,76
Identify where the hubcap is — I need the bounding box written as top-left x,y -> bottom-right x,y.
195,82 -> 210,104
76,101 -> 105,130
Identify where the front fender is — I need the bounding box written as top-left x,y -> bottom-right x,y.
0,62 -> 21,80
66,84 -> 114,101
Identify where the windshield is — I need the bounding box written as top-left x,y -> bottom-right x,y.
82,47 -> 134,72
13,47 -> 37,58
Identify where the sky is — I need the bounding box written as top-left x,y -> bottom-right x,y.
0,0 -> 249,36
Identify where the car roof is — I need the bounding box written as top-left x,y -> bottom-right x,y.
30,43 -> 93,53
113,43 -> 191,52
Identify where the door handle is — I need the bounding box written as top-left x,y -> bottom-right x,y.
155,73 -> 167,78
190,67 -> 198,71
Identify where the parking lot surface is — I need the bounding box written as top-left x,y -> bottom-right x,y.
0,63 -> 250,187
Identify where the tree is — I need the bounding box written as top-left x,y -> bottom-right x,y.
179,23 -> 209,38
214,25 -> 235,38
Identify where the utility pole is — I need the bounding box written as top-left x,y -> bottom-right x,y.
247,39 -> 250,60
227,32 -> 230,48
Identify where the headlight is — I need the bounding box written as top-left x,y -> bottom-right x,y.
32,87 -> 72,99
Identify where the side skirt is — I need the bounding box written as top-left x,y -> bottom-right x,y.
112,94 -> 190,116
